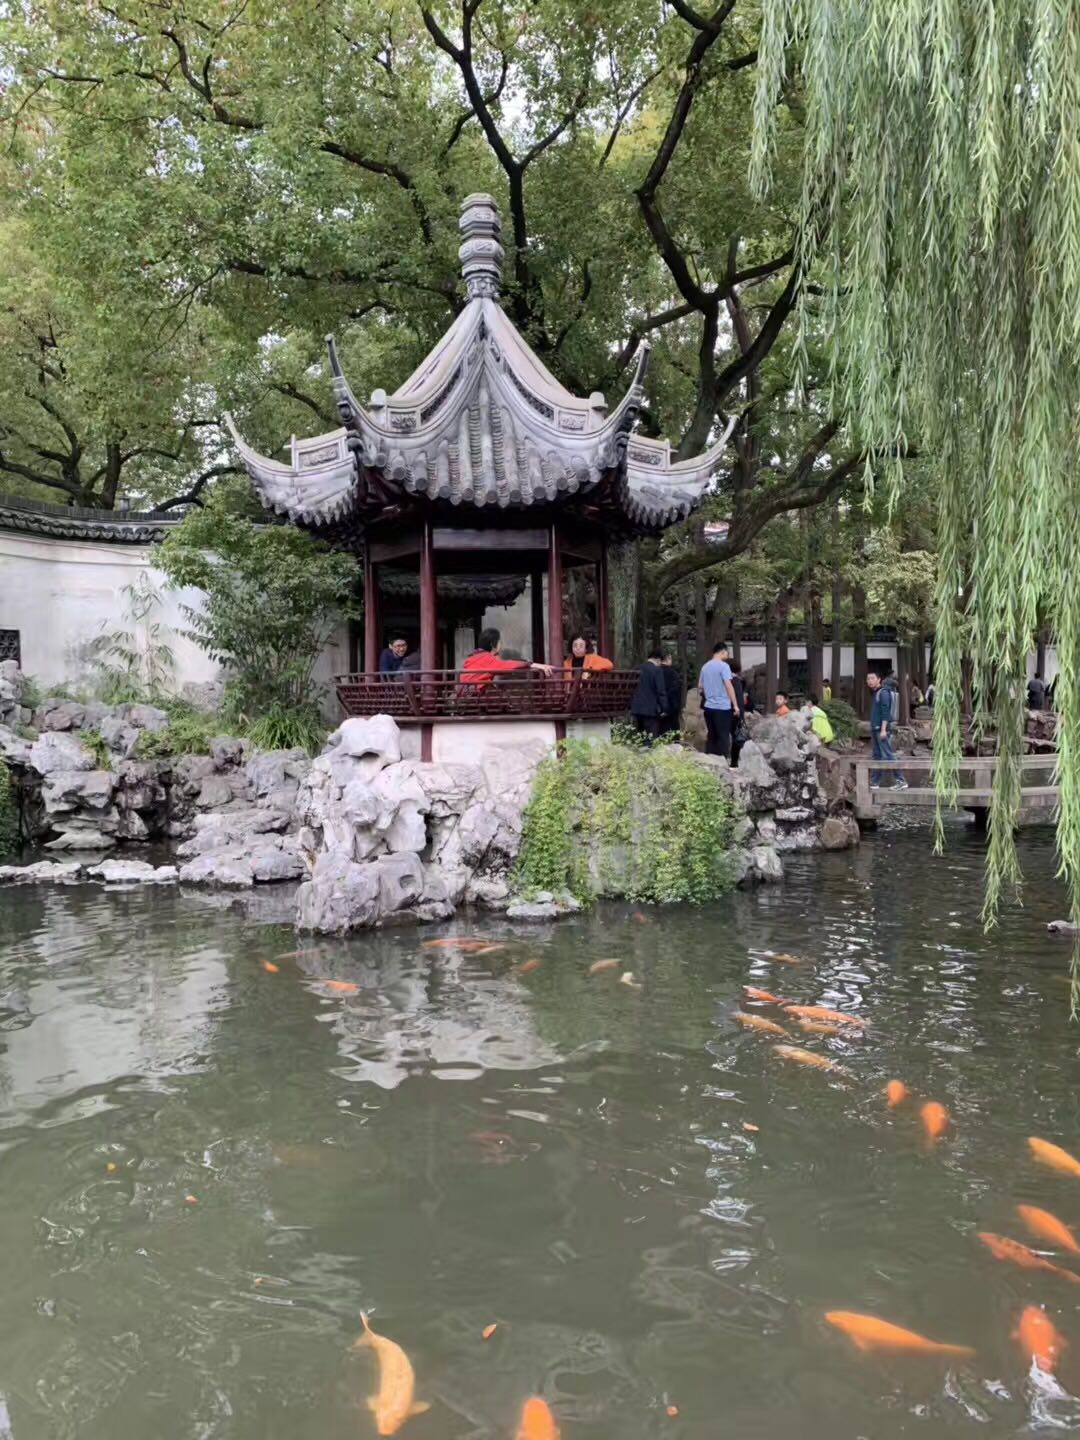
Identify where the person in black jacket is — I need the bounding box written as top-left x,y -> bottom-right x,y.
660,656 -> 683,734
630,650 -> 668,741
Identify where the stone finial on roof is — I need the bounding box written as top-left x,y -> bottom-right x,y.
458,193 -> 504,300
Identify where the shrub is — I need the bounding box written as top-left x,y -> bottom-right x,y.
19,674 -> 42,711
245,702 -> 326,756
155,494 -> 358,723
79,730 -> 113,769
515,740 -> 741,905
133,703 -> 220,759
822,698 -> 859,742
0,761 -> 16,857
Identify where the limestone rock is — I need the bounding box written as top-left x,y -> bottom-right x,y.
1047,919 -> 1079,934
465,876 -> 511,909
121,703 -> 168,732
196,774 -> 234,810
249,842 -> 304,883
456,799 -> 522,871
42,768 -> 115,814
820,814 -> 860,850
506,899 -> 559,920
296,850 -> 381,932
44,828 -> 113,851
210,736 -> 246,770
0,725 -> 32,765
87,859 -> 178,884
478,739 -> 548,805
41,700 -> 86,732
747,844 -> 783,883
179,852 -> 255,886
29,731 -> 94,775
400,760 -> 483,817
328,715 -> 401,779
0,859 -> 85,883
98,716 -> 140,758
376,851 -> 424,914
774,806 -> 813,823
733,741 -> 777,792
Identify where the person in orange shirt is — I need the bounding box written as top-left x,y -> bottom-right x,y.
563,634 -> 614,676
774,691 -> 791,717
459,628 -> 553,689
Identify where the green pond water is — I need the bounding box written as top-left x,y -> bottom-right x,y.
1,825 -> 1080,1438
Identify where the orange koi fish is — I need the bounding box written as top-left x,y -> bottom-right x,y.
977,1232 -> 1080,1284
482,1323 -> 497,1340
733,1010 -> 789,1037
920,1101 -> 949,1143
825,1310 -> 974,1358
772,1044 -> 846,1074
798,1019 -> 842,1036
262,961 -> 280,974
744,986 -> 786,1004
515,1397 -> 560,1440
632,911 -> 651,924
516,959 -> 543,975
321,979 -> 359,994
884,1080 -> 908,1108
351,1314 -> 430,1435
1017,1204 -> 1080,1255
782,1003 -> 865,1028
1014,1305 -> 1067,1374
770,952 -> 802,964
1029,1137 -> 1080,1178
422,938 -> 501,952
589,959 -> 621,974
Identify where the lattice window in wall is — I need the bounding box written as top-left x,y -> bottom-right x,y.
0,631 -> 20,665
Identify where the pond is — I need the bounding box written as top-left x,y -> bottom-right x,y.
1,825 -> 1079,1438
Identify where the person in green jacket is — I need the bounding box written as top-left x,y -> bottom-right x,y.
804,692 -> 836,744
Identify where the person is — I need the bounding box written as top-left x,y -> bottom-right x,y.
774,691 -> 791,718
379,635 -> 408,675
728,660 -> 749,766
698,641 -> 741,759
630,649 -> 669,741
563,635 -> 614,676
660,655 -> 683,735
909,676 -> 925,709
399,648 -> 421,673
925,679 -> 936,707
822,679 -> 833,703
459,628 -> 552,689
868,671 -> 907,789
804,692 -> 836,743
1028,671 -> 1047,711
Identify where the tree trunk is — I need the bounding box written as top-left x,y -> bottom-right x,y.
1036,630 -> 1047,680
961,654 -> 974,719
807,588 -> 824,701
731,617 -> 742,669
764,617 -> 778,710
830,578 -> 843,696
693,578 -> 707,677
676,589 -> 688,707
896,645 -> 910,725
853,585 -> 868,718
777,613 -> 789,693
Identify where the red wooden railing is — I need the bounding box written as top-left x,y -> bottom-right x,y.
335,668 -> 639,722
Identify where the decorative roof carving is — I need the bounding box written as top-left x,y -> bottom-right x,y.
227,195 -> 731,537
0,494 -> 179,544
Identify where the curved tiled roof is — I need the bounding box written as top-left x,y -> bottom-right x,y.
227,194 -> 730,539
0,494 -> 179,543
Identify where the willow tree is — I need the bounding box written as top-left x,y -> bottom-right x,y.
750,1 -> 1080,926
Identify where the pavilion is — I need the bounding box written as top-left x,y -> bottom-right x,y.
227,194 -> 727,760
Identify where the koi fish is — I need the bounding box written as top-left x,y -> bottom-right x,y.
516,959 -> 542,975
422,938 -> 499,952
798,1019 -> 842,1036
770,952 -> 802,964
262,961 -> 280,974
1017,1204 -> 1080,1255
1014,1305 -> 1067,1374
921,1101 -> 949,1143
825,1310 -> 975,1358
732,1011 -> 789,1037
482,1323 -> 497,1340
744,986 -> 786,1004
620,972 -> 642,990
632,911 -> 651,924
772,1044 -> 847,1075
782,1003 -> 865,1028
589,959 -> 621,974
321,979 -> 359,994
884,1080 -> 908,1108
275,948 -> 321,960
977,1232 -> 1080,1284
467,1130 -> 514,1148
1029,1137 -> 1080,1178
515,1397 -> 560,1440
351,1314 -> 430,1435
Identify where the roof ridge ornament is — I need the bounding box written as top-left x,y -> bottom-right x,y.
459,193 -> 504,301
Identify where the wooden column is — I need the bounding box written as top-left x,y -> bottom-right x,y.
547,523 -> 563,667
597,540 -> 612,659
852,586 -> 868,718
830,578 -> 843,697
531,571 -> 546,662
363,541 -> 380,675
764,618 -> 778,710
420,521 -> 437,762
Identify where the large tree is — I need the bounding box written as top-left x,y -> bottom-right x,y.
0,0 -> 873,556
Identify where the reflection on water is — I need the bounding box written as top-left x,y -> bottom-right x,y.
1,826 -> 1079,1437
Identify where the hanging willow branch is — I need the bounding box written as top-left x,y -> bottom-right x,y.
751,0 -> 1080,940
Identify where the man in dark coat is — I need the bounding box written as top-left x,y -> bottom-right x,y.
660,656 -> 683,734
630,650 -> 668,741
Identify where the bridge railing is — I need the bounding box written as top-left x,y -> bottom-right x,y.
335,668 -> 640,722
846,752 -> 1059,817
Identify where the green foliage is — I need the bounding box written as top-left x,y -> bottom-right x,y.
246,703 -> 327,757
79,730 -> 113,770
155,495 -> 357,722
822,699 -> 858,743
610,718 -> 679,749
85,572 -> 176,704
132,704 -> 220,760
19,674 -> 42,711
515,740 -> 740,905
0,761 -> 16,857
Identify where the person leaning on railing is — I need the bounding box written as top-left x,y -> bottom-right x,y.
458,628 -> 553,689
563,634 -> 614,676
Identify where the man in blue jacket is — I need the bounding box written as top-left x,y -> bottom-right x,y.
867,671 -> 907,789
